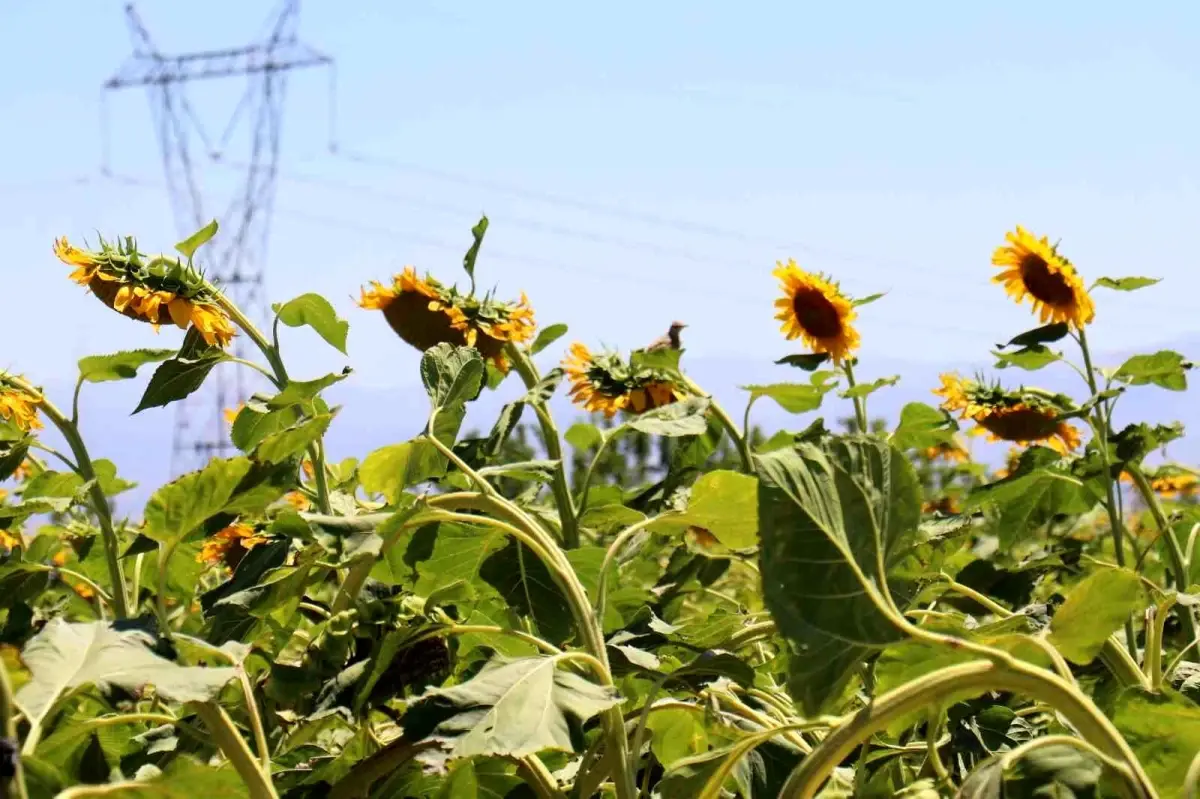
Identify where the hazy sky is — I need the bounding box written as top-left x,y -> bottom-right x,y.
2,1 -> 1198,388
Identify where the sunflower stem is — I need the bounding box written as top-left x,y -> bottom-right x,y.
503,343 -> 580,548
681,376 -> 754,473
17,381 -> 130,620
1075,327 -> 1139,658
842,362 -> 869,434
213,292 -> 333,515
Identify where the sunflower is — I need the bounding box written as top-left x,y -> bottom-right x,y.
283,491 -> 311,512
922,496 -> 961,515
224,405 -> 243,425
358,266 -> 536,371
0,529 -> 19,552
55,236 -> 236,348
772,260 -> 860,363
934,373 -> 1081,455
198,522 -> 268,570
1145,467 -> 1199,499
563,342 -> 686,418
0,376 -> 43,432
923,436 -> 969,464
992,226 -> 1095,328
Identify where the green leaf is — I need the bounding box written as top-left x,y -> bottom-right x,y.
230,404 -> 300,452
404,655 -> 619,759
755,437 -> 922,714
30,756 -> 247,798
142,456 -> 253,544
530,323 -> 568,355
1001,322 -> 1070,349
630,347 -> 683,374
626,397 -> 711,437
960,745 -> 1102,798
15,620 -> 235,734
1111,688 -> 1200,793
78,349 -> 176,383
253,413 -> 333,465
0,563 -> 52,609
1095,276 -> 1161,292
742,383 -> 830,414
774,353 -> 831,371
360,442 -> 444,504
565,423 -> 604,452
992,345 -> 1061,372
477,459 -> 557,484
21,470 -> 84,499
267,369 -> 351,409
0,436 -> 30,481
853,292 -> 886,307
463,215 -> 489,288
134,330 -> 228,414
666,470 -> 758,550
965,454 -> 1095,547
645,707 -> 709,766
174,219 -> 219,259
421,344 -> 485,409
1114,350 -> 1191,391
1048,568 -> 1143,664
92,459 -> 136,495
839,375 -> 899,399
480,539 -> 575,645
273,293 -> 350,355
891,402 -> 956,451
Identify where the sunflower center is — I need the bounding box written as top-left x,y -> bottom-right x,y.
792,288 -> 843,338
1018,254 -> 1075,307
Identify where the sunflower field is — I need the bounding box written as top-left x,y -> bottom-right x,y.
0,217 -> 1197,798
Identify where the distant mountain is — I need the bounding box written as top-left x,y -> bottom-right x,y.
22,333 -> 1198,517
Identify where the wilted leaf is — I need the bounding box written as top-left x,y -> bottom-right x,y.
15,620 -> 235,732
273,292 -> 350,355
756,437 -> 921,714
463,215 -> 489,287
1048,568 -> 1143,664
404,655 -> 620,760
1114,350 -> 1190,391
422,344 -> 485,409
626,397 -> 710,437
78,349 -> 176,383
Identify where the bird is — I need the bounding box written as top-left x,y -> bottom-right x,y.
646,321 -> 687,352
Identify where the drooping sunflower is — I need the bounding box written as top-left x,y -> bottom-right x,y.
992,226 -> 1095,328
55,236 -> 236,348
934,373 -> 1081,455
1145,466 -> 1199,499
0,375 -> 43,432
563,342 -> 686,418
922,436 -> 969,464
922,495 -> 961,515
772,260 -> 861,363
198,522 -> 268,570
358,266 -> 536,372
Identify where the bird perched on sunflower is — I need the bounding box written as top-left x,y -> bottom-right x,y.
563,341 -> 687,418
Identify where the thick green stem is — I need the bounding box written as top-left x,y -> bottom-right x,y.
778,659 -> 1157,798
576,430 -> 618,517
681,376 -> 753,473
504,343 -> 579,548
514,755 -> 568,799
842,362 -> 869,434
192,702 -> 278,799
0,656 -> 27,799
1126,462 -> 1200,646
24,385 -> 129,619
1076,328 -> 1139,657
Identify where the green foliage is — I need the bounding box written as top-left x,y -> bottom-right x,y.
273,293 -> 350,355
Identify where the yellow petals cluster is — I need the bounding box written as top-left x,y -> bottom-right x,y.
55,236 -> 236,349
358,266 -> 536,371
992,226 -> 1095,328
922,437 -> 969,464
564,342 -> 685,419
772,260 -> 860,363
198,522 -> 268,570
934,373 -> 1080,455
0,376 -> 43,432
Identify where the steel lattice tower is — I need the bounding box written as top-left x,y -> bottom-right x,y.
102,1 -> 333,474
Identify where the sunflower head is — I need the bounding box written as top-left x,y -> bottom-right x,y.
563,342 -> 687,418
992,226 -> 1095,328
357,266 -> 536,372
922,496 -> 961,515
936,374 -> 1081,455
55,235 -> 236,348
923,436 -> 969,464
772,260 -> 861,363
1146,466 -> 1199,499
0,375 -> 43,433
198,522 -> 268,571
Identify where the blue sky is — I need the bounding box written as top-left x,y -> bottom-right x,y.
2,1 -> 1199,495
